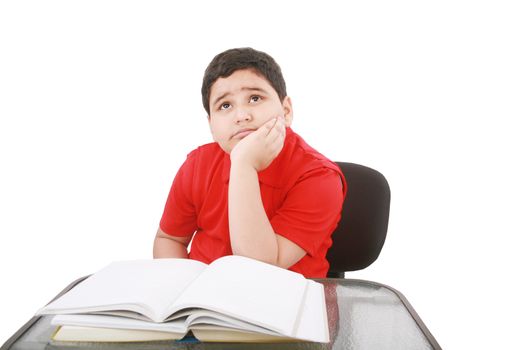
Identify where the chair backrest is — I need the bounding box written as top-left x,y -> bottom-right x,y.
326,162 -> 391,278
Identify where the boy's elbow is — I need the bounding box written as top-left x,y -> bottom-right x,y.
153,231 -> 191,259
274,235 -> 307,269
231,245 -> 279,267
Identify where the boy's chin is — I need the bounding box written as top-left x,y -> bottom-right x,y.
217,142 -> 234,154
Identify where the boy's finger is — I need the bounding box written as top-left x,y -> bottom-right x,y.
266,118 -> 282,139
271,117 -> 286,138
262,117 -> 279,136
272,117 -> 285,133
267,121 -> 286,145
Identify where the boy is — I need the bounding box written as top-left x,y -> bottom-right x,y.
153,48 -> 346,278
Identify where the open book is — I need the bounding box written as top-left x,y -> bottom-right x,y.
37,256 -> 329,343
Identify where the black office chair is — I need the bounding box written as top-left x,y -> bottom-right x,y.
326,162 -> 391,278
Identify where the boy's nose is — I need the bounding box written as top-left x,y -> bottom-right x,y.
234,110 -> 252,124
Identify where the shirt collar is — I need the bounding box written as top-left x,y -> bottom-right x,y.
221,127 -> 294,188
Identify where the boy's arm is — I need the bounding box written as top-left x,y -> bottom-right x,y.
153,228 -> 191,259
154,150 -> 197,259
228,117 -> 306,268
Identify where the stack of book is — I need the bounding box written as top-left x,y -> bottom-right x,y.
37,255 -> 329,343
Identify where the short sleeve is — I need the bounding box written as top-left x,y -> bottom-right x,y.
270,167 -> 345,256
159,153 -> 198,237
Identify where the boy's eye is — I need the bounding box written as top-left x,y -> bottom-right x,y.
250,95 -> 261,103
220,103 -> 231,110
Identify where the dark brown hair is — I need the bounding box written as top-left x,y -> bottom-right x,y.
201,47 -> 287,115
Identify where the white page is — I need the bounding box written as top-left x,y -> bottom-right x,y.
38,259 -> 207,322
52,314 -> 187,333
168,255 -> 307,336
53,325 -> 183,342
292,280 -> 329,342
186,310 -> 279,335
182,280 -> 329,342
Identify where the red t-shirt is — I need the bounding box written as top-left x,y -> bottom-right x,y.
160,128 -> 347,277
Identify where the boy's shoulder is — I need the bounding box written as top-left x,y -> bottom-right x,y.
186,142 -> 223,159
286,129 -> 340,171
256,129 -> 344,189
183,142 -> 226,174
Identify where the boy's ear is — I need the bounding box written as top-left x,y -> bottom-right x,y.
282,96 -> 293,127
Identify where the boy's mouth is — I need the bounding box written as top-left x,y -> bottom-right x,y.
232,128 -> 256,139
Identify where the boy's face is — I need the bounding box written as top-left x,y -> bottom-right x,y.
207,69 -> 293,154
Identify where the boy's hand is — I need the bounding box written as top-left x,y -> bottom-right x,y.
230,116 -> 286,172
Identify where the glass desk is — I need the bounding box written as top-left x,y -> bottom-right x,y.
2,278 -> 441,350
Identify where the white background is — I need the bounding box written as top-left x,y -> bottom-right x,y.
1,1 -> 524,348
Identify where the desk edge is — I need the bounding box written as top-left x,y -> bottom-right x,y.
1,276 -> 90,350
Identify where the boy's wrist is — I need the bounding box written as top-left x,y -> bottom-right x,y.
230,143 -> 262,171
230,157 -> 258,174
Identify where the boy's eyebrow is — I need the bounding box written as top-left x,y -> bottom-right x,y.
212,87 -> 270,107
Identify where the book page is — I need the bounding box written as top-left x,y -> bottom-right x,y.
291,280 -> 330,342
53,325 -> 184,342
52,314 -> 187,333
191,327 -> 296,343
167,255 -> 308,336
186,309 -> 281,335
186,281 -> 329,342
38,259 -> 207,322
